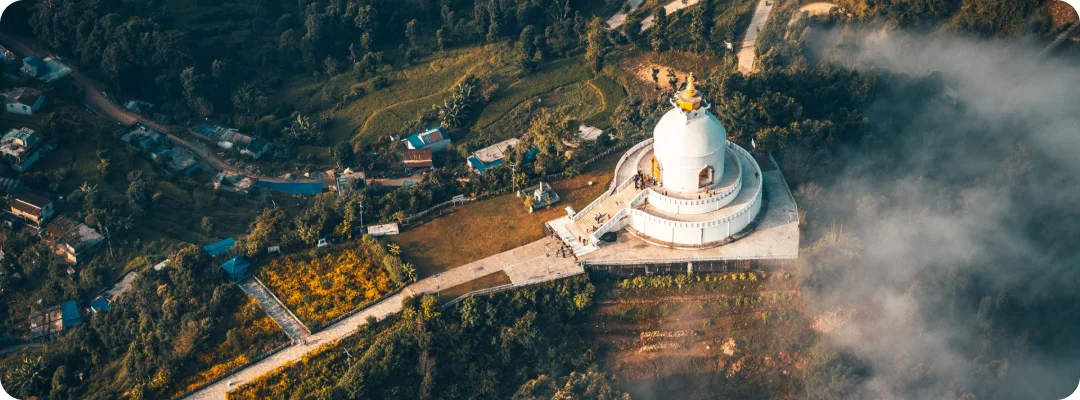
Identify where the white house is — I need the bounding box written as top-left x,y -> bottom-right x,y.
2,88 -> 44,115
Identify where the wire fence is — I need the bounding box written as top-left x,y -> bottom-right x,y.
442,271 -> 585,308
174,341 -> 291,399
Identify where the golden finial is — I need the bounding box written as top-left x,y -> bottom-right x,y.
685,73 -> 696,97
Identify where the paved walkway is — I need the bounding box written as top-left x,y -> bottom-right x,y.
238,278 -> 310,341
737,0 -> 776,75
185,237 -> 582,399
607,0 -> 700,31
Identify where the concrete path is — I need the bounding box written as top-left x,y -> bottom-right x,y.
607,0 -> 646,29
641,0 -> 701,31
238,278 -> 310,341
737,0 -> 776,75
185,237 -> 581,399
1039,20 -> 1080,57
607,0 -> 700,32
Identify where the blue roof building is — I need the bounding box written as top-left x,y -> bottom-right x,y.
203,237 -> 236,256
403,127 -> 451,152
221,256 -> 251,282
60,300 -> 81,328
254,180 -> 324,195
89,296 -> 111,314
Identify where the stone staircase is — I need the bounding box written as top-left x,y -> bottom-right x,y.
572,185 -> 643,240
238,278 -> 310,341
548,216 -> 598,256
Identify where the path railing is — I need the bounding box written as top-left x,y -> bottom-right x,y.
249,276 -> 311,338
442,272 -> 585,308
173,341 -> 291,399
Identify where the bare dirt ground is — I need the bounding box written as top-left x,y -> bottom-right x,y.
587,276 -> 813,400
790,2 -> 838,25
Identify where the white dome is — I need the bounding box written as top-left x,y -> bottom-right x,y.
652,108 -> 728,158
650,107 -> 728,194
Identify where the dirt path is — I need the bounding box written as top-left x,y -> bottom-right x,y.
737,0 -> 775,75
790,2 -> 837,25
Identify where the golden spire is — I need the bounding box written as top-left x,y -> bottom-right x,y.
675,72 -> 702,112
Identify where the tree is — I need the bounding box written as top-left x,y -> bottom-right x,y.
436,28 -> 448,51
405,19 -> 420,48
201,216 -> 214,235
332,141 -> 356,168
283,114 -> 323,144
584,17 -> 607,73
649,7 -> 669,52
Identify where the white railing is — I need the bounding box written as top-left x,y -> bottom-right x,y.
609,142 -> 765,230
609,138 -> 654,191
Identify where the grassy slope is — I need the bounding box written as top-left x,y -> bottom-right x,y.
391,152 -> 621,278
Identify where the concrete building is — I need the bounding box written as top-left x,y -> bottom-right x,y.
547,74 -> 799,271
2,88 -> 44,115
45,216 -> 104,264
20,56 -> 71,83
467,138 -> 520,174
0,128 -> 42,172
120,123 -> 164,148
11,192 -> 53,226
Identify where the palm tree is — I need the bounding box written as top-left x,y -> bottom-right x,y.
9,356 -> 46,397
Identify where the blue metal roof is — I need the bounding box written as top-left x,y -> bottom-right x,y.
193,124 -> 216,136
221,256 -> 251,274
255,180 -> 324,195
89,297 -> 111,313
203,238 -> 237,256
61,300 -> 81,328
468,156 -> 504,174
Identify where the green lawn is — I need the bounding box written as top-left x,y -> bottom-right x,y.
391,152 -> 621,277
278,46 -> 511,146
474,57 -> 593,131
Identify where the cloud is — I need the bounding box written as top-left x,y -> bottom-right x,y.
800,27 -> 1080,399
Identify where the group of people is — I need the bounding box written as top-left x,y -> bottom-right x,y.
634,170 -> 658,190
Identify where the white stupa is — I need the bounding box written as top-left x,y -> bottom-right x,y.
549,74 -> 774,251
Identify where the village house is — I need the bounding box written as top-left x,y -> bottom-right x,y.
10,192 -> 53,226
220,256 -> 251,282
241,137 -> 271,159
403,127 -> 451,152
0,45 -> 17,73
0,127 -> 43,172
45,216 -> 104,264
467,138 -> 520,174
20,56 -> 72,83
211,171 -> 255,195
194,124 -> 272,160
403,148 -> 433,170
120,123 -> 164,149
2,87 -> 44,115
